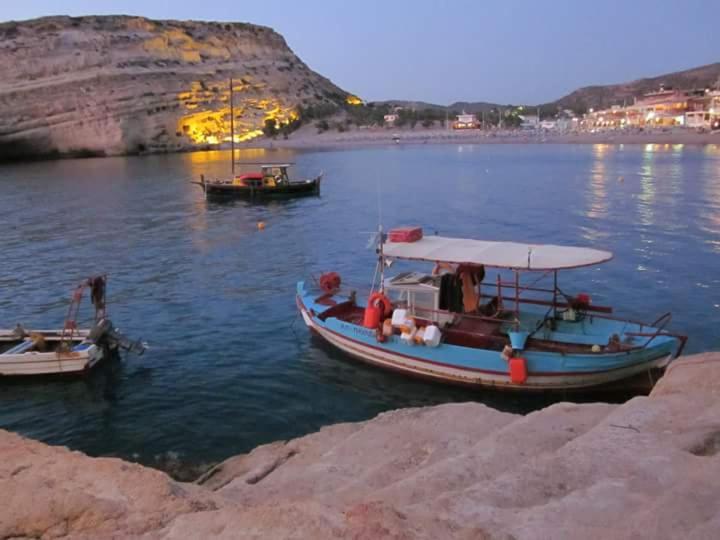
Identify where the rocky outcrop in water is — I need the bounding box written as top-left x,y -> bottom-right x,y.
2,353 -> 720,539
0,15 -> 351,161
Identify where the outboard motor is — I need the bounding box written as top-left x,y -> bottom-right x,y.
89,318 -> 146,356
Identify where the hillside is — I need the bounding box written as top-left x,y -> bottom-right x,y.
375,99 -> 503,113
378,62 -> 720,116
0,15 -> 352,160
547,62 -> 720,112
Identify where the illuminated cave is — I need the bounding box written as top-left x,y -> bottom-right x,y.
177,79 -> 298,145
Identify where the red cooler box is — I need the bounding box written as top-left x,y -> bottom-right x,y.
389,227 -> 423,243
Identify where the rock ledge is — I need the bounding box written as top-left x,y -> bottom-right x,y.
2,353 -> 720,539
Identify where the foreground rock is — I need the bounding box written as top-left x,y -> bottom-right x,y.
2,353 -> 720,539
0,15 -> 349,160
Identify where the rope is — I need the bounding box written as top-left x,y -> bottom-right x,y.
370,259 -> 380,295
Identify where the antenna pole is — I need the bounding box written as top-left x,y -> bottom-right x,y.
376,174 -> 385,293
378,224 -> 385,294
230,77 -> 235,176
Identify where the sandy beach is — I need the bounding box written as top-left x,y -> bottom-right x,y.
239,125 -> 720,151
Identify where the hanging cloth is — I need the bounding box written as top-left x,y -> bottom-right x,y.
461,270 -> 479,313
439,273 -> 451,310
450,274 -> 464,313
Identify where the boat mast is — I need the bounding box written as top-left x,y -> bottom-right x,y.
230,77 -> 235,176
378,224 -> 385,293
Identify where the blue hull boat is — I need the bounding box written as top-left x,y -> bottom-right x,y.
297,232 -> 687,392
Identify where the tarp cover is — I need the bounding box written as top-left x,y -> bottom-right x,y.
383,236 -> 612,271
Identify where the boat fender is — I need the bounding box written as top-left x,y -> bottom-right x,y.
367,292 -> 393,317
500,345 -> 513,362
509,357 -> 528,384
363,304 -> 381,329
363,293 -> 392,329
319,272 -> 342,293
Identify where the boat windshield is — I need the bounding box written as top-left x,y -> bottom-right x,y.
262,166 -> 290,183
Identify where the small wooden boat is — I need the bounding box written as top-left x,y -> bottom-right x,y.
0,276 -> 144,377
195,164 -> 322,199
297,228 -> 687,392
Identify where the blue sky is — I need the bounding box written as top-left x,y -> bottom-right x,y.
4,0 -> 719,104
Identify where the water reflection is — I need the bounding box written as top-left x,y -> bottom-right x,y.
699,149 -> 720,253
587,144 -> 609,219
2,144 -> 720,473
638,144 -> 657,226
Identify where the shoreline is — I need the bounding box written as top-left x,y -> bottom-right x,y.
1,128 -> 718,165
238,126 -> 720,152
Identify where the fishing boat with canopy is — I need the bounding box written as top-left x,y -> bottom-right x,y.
296,227 -> 687,392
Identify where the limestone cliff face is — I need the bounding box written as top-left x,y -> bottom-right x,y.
2,353 -> 720,539
0,15 -> 350,160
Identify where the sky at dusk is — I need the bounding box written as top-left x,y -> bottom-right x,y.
3,0 -> 719,105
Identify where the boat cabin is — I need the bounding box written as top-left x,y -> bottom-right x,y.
381,235 -> 616,326
384,272 -> 455,326
233,164 -> 292,188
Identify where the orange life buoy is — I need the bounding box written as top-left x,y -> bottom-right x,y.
319,272 -> 341,293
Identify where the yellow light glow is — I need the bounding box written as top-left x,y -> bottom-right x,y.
345,95 -> 363,106
176,80 -> 298,146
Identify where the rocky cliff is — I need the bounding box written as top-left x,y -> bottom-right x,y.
0,15 -> 351,161
2,353 -> 720,539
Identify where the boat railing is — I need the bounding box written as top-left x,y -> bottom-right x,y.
621,312 -> 688,357
485,280 -> 613,314
305,278 -> 687,355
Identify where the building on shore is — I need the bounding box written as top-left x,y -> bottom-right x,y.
581,86 -> 720,130
384,114 -> 399,126
452,112 -> 479,129
519,114 -> 539,130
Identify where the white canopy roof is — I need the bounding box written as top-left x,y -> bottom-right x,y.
383,236 -> 612,271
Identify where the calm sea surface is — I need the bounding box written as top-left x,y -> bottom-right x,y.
1,143 -> 719,472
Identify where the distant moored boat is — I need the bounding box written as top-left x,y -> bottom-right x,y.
195,163 -> 322,199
